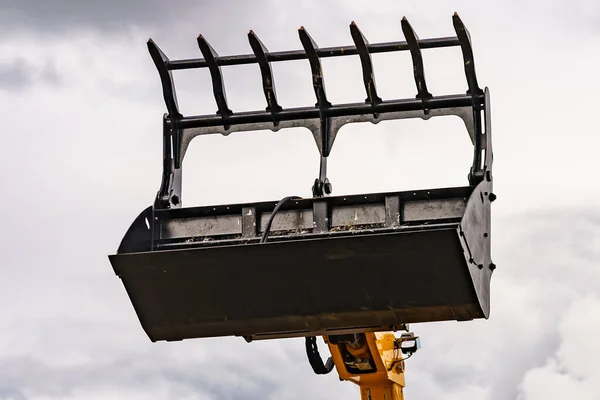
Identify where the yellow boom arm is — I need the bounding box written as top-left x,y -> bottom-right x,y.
324,332 -> 418,400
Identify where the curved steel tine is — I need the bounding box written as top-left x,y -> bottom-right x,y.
452,13 -> 483,96
148,39 -> 184,168
401,17 -> 432,104
147,39 -> 182,120
248,30 -> 282,125
298,26 -> 333,157
298,27 -> 331,110
349,22 -> 382,108
197,34 -> 233,129
298,26 -> 333,193
452,13 -> 484,180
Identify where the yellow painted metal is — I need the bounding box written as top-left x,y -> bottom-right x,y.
324,332 -> 407,400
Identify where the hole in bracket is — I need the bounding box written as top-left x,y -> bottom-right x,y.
480,149 -> 486,170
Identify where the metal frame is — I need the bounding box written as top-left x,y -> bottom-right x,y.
148,13 -> 490,211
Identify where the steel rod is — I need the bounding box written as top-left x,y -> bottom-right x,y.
165,36 -> 460,70
174,93 -> 483,129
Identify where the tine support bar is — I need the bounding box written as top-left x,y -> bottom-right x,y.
197,35 -> 233,129
175,94 -> 482,169
248,30 -> 283,125
165,37 -> 461,70
349,22 -> 382,112
177,94 -> 479,129
401,17 -> 432,112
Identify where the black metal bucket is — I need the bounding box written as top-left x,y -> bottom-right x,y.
109,180 -> 494,342
109,13 -> 495,343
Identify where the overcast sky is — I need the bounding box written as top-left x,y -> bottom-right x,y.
1,1 -> 600,399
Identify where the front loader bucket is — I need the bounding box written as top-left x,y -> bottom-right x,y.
109,13 -> 496,343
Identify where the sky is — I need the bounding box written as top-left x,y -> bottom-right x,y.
1,0 -> 600,399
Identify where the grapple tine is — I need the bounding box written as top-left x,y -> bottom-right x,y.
400,17 -> 432,106
247,30 -> 283,125
298,27 -> 332,111
452,13 -> 485,182
147,39 -> 182,120
298,26 -> 333,196
452,13 -> 483,96
196,34 -> 233,129
349,22 -> 382,109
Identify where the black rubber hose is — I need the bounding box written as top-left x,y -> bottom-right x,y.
306,336 -> 334,375
260,196 -> 302,243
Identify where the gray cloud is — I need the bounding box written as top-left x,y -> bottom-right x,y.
2,0 -> 209,32
0,317 -> 354,399
0,58 -> 61,92
0,351 -> 279,399
0,0 -> 269,38
516,294 -> 600,399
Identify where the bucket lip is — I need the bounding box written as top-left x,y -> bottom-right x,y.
157,185 -> 474,218
109,222 -> 463,258
111,185 -> 475,256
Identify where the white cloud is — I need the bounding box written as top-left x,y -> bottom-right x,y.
517,295 -> 600,400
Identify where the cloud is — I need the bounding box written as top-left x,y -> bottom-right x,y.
0,0 -> 284,56
0,317 -> 357,400
2,1 -> 600,399
516,295 -> 600,400
504,0 -> 600,32
0,348 -> 282,399
0,58 -> 61,92
0,0 -> 240,34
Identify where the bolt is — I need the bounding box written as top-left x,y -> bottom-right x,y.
324,182 -> 333,195
489,262 -> 497,271
477,264 -> 484,270
488,192 -> 497,202
171,195 -> 180,205
483,232 -> 489,238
